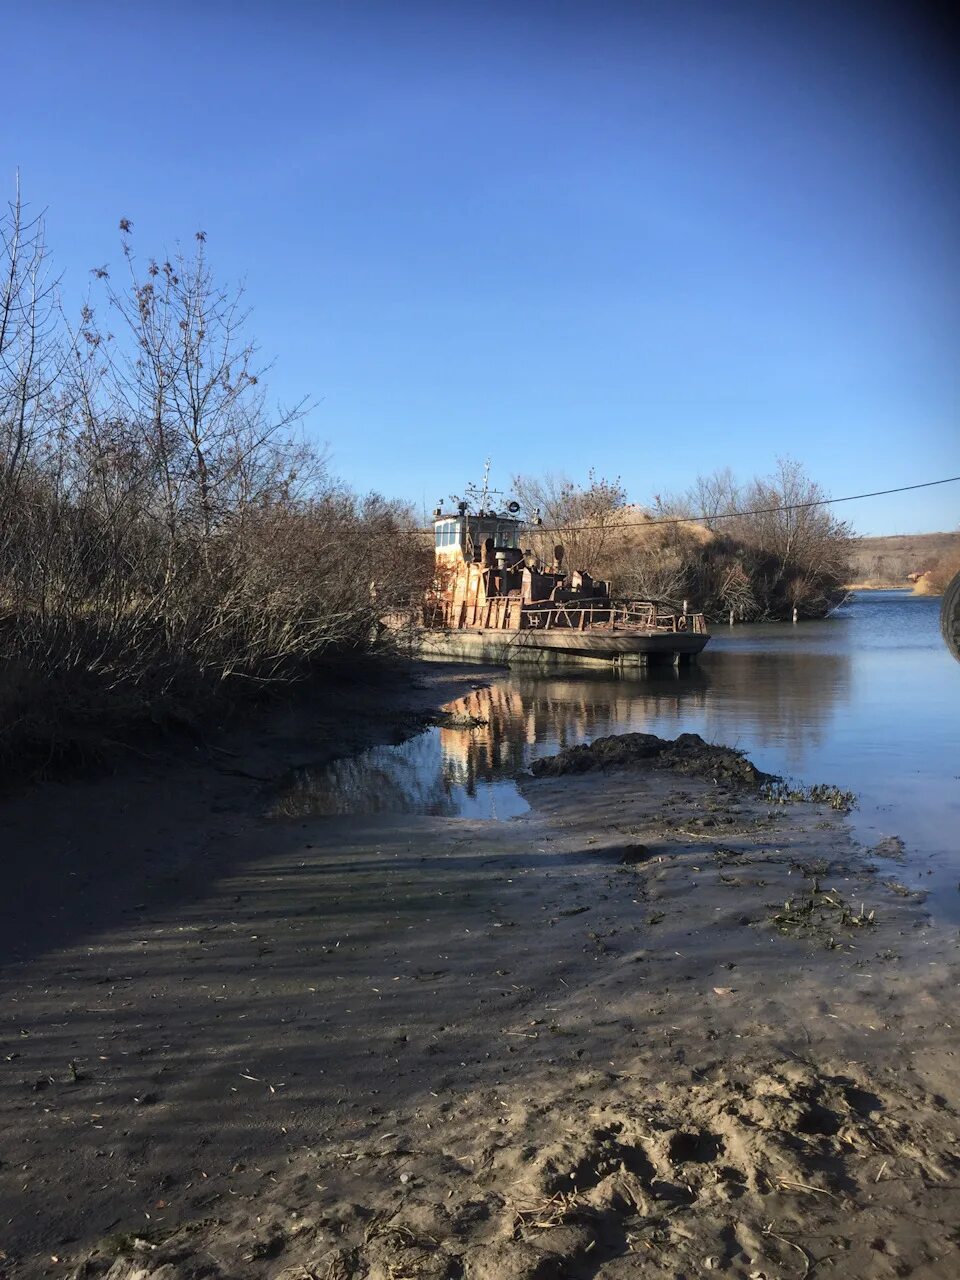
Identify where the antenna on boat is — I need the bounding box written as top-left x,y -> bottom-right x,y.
478,457 -> 492,514
452,462 -> 527,524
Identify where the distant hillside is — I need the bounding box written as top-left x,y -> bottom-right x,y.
846,531 -> 960,587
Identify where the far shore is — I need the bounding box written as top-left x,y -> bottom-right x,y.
2,661 -> 959,1279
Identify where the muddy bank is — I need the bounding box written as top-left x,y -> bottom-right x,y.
0,662 -> 496,970
529,731 -> 774,786
2,695 -> 959,1279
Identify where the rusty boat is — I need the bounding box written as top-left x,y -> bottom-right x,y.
415,500 -> 710,668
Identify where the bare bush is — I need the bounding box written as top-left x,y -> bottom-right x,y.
512,460 -> 852,621
512,470 -> 628,572
0,198 -> 430,762
916,548 -> 960,596
0,183 -> 60,495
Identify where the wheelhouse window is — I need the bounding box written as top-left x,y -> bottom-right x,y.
435,519 -> 462,549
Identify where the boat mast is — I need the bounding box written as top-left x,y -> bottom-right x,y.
477,457 -> 492,515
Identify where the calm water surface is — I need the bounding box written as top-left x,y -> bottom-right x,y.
280,592 -> 960,916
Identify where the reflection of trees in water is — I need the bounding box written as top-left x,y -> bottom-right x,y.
274,731 -> 458,816
439,647 -> 851,786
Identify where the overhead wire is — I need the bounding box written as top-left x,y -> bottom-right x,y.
406,473 -> 960,537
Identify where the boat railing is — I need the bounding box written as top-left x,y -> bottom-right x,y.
423,598 -> 707,634
522,603 -> 707,633
622,601 -> 709,634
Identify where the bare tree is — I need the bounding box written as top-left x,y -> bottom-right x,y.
0,180 -> 60,492
510,460 -> 852,619
86,225 -> 311,555
737,458 -> 853,612
0,199 -> 432,763
512,470 -> 627,572
650,459 -> 853,618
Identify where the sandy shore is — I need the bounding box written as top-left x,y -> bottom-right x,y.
2,663 -> 958,1279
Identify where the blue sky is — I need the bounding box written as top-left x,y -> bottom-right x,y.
5,0 -> 959,534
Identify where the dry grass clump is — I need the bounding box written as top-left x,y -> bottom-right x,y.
511,1189 -> 588,1233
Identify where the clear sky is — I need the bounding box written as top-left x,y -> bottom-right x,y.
5,0 -> 959,534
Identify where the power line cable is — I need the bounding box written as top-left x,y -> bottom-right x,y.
406,473 -> 960,537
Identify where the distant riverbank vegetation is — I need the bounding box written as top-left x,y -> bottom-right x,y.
515,460 -> 853,622
0,192 -> 430,762
844,531 -> 960,592
913,550 -> 960,596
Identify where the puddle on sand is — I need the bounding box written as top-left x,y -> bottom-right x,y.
271,723 -> 530,820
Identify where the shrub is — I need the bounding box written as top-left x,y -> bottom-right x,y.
0,191 -> 431,762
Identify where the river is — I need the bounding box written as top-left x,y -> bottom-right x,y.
279,591 -> 960,918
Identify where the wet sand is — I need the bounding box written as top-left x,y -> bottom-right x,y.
2,664 -> 959,1279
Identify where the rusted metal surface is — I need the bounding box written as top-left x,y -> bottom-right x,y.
425,597 -> 707,636
423,495 -> 710,657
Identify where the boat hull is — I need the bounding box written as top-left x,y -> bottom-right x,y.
415,626 -> 708,668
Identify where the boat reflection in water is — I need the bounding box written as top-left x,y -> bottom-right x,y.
436,642 -> 850,791
435,667 -> 710,793
273,644 -> 851,820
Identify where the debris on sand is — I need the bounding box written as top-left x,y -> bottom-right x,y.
871,834 -> 907,861
617,842 -> 652,865
883,878 -> 927,902
771,881 -> 877,943
763,779 -> 858,812
529,732 -> 775,786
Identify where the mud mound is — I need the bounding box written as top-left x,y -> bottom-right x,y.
530,732 -> 774,786
73,1056 -> 960,1280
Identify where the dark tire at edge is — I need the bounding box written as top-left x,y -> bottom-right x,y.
941,570 -> 960,664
